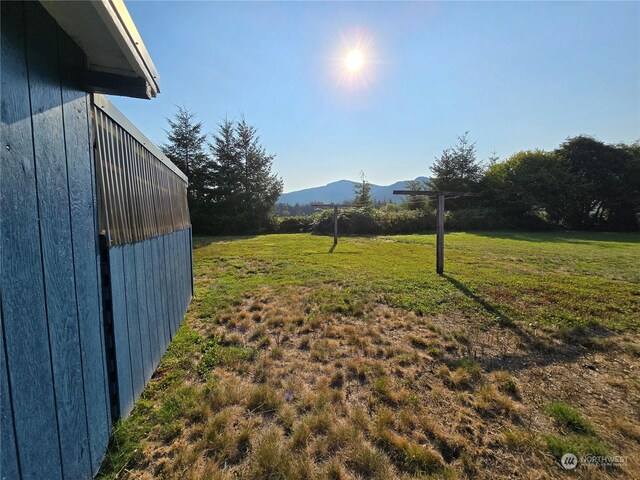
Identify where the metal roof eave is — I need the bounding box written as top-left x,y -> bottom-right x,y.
40,0 -> 160,99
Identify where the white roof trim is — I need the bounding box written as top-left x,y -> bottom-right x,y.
40,0 -> 160,98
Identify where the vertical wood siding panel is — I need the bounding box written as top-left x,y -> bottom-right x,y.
109,247 -> 134,418
162,237 -> 173,339
169,231 -> 180,334
87,97 -> 113,438
189,228 -> 194,296
134,244 -> 153,383
59,35 -> 110,474
25,3 -> 91,478
1,307 -> 20,480
153,237 -> 169,351
186,230 -> 192,306
143,241 -> 160,370
123,246 -> 144,400
182,229 -> 190,312
161,235 -> 175,338
180,232 -> 187,313
0,3 -> 62,478
177,231 -> 184,315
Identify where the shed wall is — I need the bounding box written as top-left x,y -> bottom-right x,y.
108,230 -> 192,418
1,2 -> 110,477
1,3 -> 193,479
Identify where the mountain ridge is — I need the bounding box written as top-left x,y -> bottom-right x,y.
278,177 -> 430,205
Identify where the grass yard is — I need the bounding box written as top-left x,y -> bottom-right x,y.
99,232 -> 640,479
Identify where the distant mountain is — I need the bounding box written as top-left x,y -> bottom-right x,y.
278,177 -> 430,205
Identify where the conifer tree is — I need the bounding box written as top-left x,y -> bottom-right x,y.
354,171 -> 373,206
162,107 -> 209,201
209,117 -> 283,232
431,132 -> 483,209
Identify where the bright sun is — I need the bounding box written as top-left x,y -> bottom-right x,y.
345,49 -> 364,73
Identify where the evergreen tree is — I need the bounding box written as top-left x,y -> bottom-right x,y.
236,117 -> 283,228
353,171 -> 372,206
430,132 -> 484,209
402,179 -> 428,210
209,119 -> 242,216
209,117 -> 283,233
162,107 -> 209,201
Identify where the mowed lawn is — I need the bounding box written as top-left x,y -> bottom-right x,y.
99,232 -> 640,479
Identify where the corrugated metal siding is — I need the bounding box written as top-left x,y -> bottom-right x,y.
93,105 -> 190,245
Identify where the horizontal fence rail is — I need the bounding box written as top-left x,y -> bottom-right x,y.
93,94 -> 189,245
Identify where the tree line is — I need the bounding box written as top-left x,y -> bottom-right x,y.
432,133 -> 639,231
278,133 -> 640,232
162,104 -> 639,234
162,107 -> 283,234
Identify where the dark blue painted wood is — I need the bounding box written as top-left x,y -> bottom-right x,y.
189,227 -> 195,298
158,237 -> 173,341
134,244 -> 153,383
169,231 -> 181,333
180,230 -> 188,311
123,246 -> 145,400
26,4 -> 92,476
109,247 -> 134,418
86,87 -> 112,438
162,234 -> 173,336
59,32 -> 111,475
1,306 -> 21,480
149,238 -> 164,353
143,241 -> 160,370
0,2 -> 63,478
169,233 -> 181,335
159,236 -> 171,338
183,229 -> 191,311
161,234 -> 173,337
104,230 -> 192,426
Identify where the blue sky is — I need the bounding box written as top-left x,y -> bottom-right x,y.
112,1 -> 640,193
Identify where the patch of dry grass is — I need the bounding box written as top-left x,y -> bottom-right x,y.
99,234 -> 640,480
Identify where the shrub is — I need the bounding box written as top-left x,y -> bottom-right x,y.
277,216 -> 313,233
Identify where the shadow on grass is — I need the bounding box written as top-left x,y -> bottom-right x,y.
192,235 -> 257,249
443,274 -> 616,372
328,243 -> 337,253
471,231 -> 640,245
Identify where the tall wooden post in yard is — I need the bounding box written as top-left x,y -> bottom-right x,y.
393,190 -> 479,275
333,205 -> 338,245
312,203 -> 341,246
436,193 -> 445,274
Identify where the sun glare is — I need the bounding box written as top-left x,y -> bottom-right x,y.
345,49 -> 364,73
330,30 -> 378,91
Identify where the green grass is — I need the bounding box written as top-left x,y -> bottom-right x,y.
193,232 -> 639,332
546,401 -> 595,434
98,232 -> 640,479
545,434 -> 609,460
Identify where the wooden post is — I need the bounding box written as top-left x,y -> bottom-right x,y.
333,206 -> 338,245
436,194 -> 444,275
392,190 -> 478,274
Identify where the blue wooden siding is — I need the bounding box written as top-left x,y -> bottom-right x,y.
1,3 -> 192,479
108,230 -> 193,419
1,2 -> 108,478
